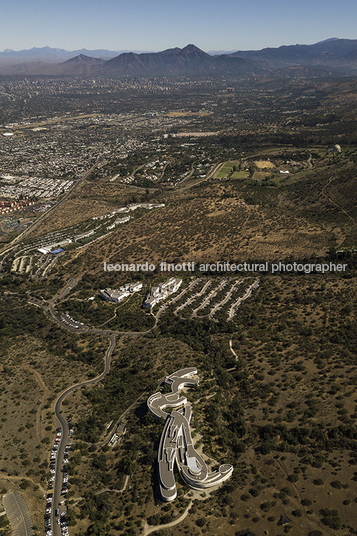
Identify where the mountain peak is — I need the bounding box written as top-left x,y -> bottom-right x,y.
316,37 -> 339,44
181,44 -> 207,55
67,53 -> 100,61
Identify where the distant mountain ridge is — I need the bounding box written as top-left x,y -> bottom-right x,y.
229,38 -> 357,72
100,44 -> 260,77
0,46 -> 137,64
0,39 -> 356,78
0,44 -> 265,78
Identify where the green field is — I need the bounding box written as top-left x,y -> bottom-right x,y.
215,161 -> 240,178
231,171 -> 249,179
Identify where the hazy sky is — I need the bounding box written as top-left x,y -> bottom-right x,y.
2,0 -> 356,52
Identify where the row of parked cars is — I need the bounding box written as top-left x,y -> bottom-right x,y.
62,417 -> 73,495
47,428 -> 62,496
45,492 -> 53,536
45,427 -> 62,533
60,422 -> 71,536
45,425 -> 72,535
59,512 -> 69,536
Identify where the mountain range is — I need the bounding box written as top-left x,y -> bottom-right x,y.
0,39 -> 356,78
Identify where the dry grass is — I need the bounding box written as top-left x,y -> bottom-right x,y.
254,160 -> 276,169
58,185 -> 343,281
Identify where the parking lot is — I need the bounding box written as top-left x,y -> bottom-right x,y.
3,491 -> 34,536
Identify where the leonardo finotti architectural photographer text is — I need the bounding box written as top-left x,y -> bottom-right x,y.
103,261 -> 348,274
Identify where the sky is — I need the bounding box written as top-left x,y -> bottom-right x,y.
1,0 -> 357,53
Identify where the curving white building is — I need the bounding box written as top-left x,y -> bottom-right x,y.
147,368 -> 233,501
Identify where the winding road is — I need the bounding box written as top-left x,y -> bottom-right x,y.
51,333 -> 116,536
27,273 -> 241,535
27,280 -> 157,536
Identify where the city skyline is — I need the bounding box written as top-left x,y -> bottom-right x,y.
2,0 -> 357,53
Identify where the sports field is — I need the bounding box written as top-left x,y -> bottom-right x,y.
231,171 -> 249,179
215,162 -> 248,179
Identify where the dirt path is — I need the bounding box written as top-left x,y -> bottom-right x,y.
142,500 -> 192,536
229,339 -> 239,361
71,475 -> 130,506
23,366 -> 50,397
241,205 -> 253,233
96,305 -> 120,328
95,475 -> 130,496
23,365 -> 50,440
274,459 -> 337,536
321,177 -> 355,225
0,473 -> 47,494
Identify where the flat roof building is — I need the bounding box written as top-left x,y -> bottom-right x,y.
73,229 -> 95,242
143,278 -> 182,309
100,281 -> 143,303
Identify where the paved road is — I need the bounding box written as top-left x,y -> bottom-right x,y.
3,491 -> 34,536
173,162 -> 222,193
50,277 -> 80,303
51,333 -> 116,536
26,281 -> 157,536
209,279 -> 243,319
191,280 -> 226,317
25,278 -> 184,535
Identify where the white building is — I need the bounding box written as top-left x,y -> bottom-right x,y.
100,282 -> 143,303
143,278 -> 182,309
73,230 -> 95,242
